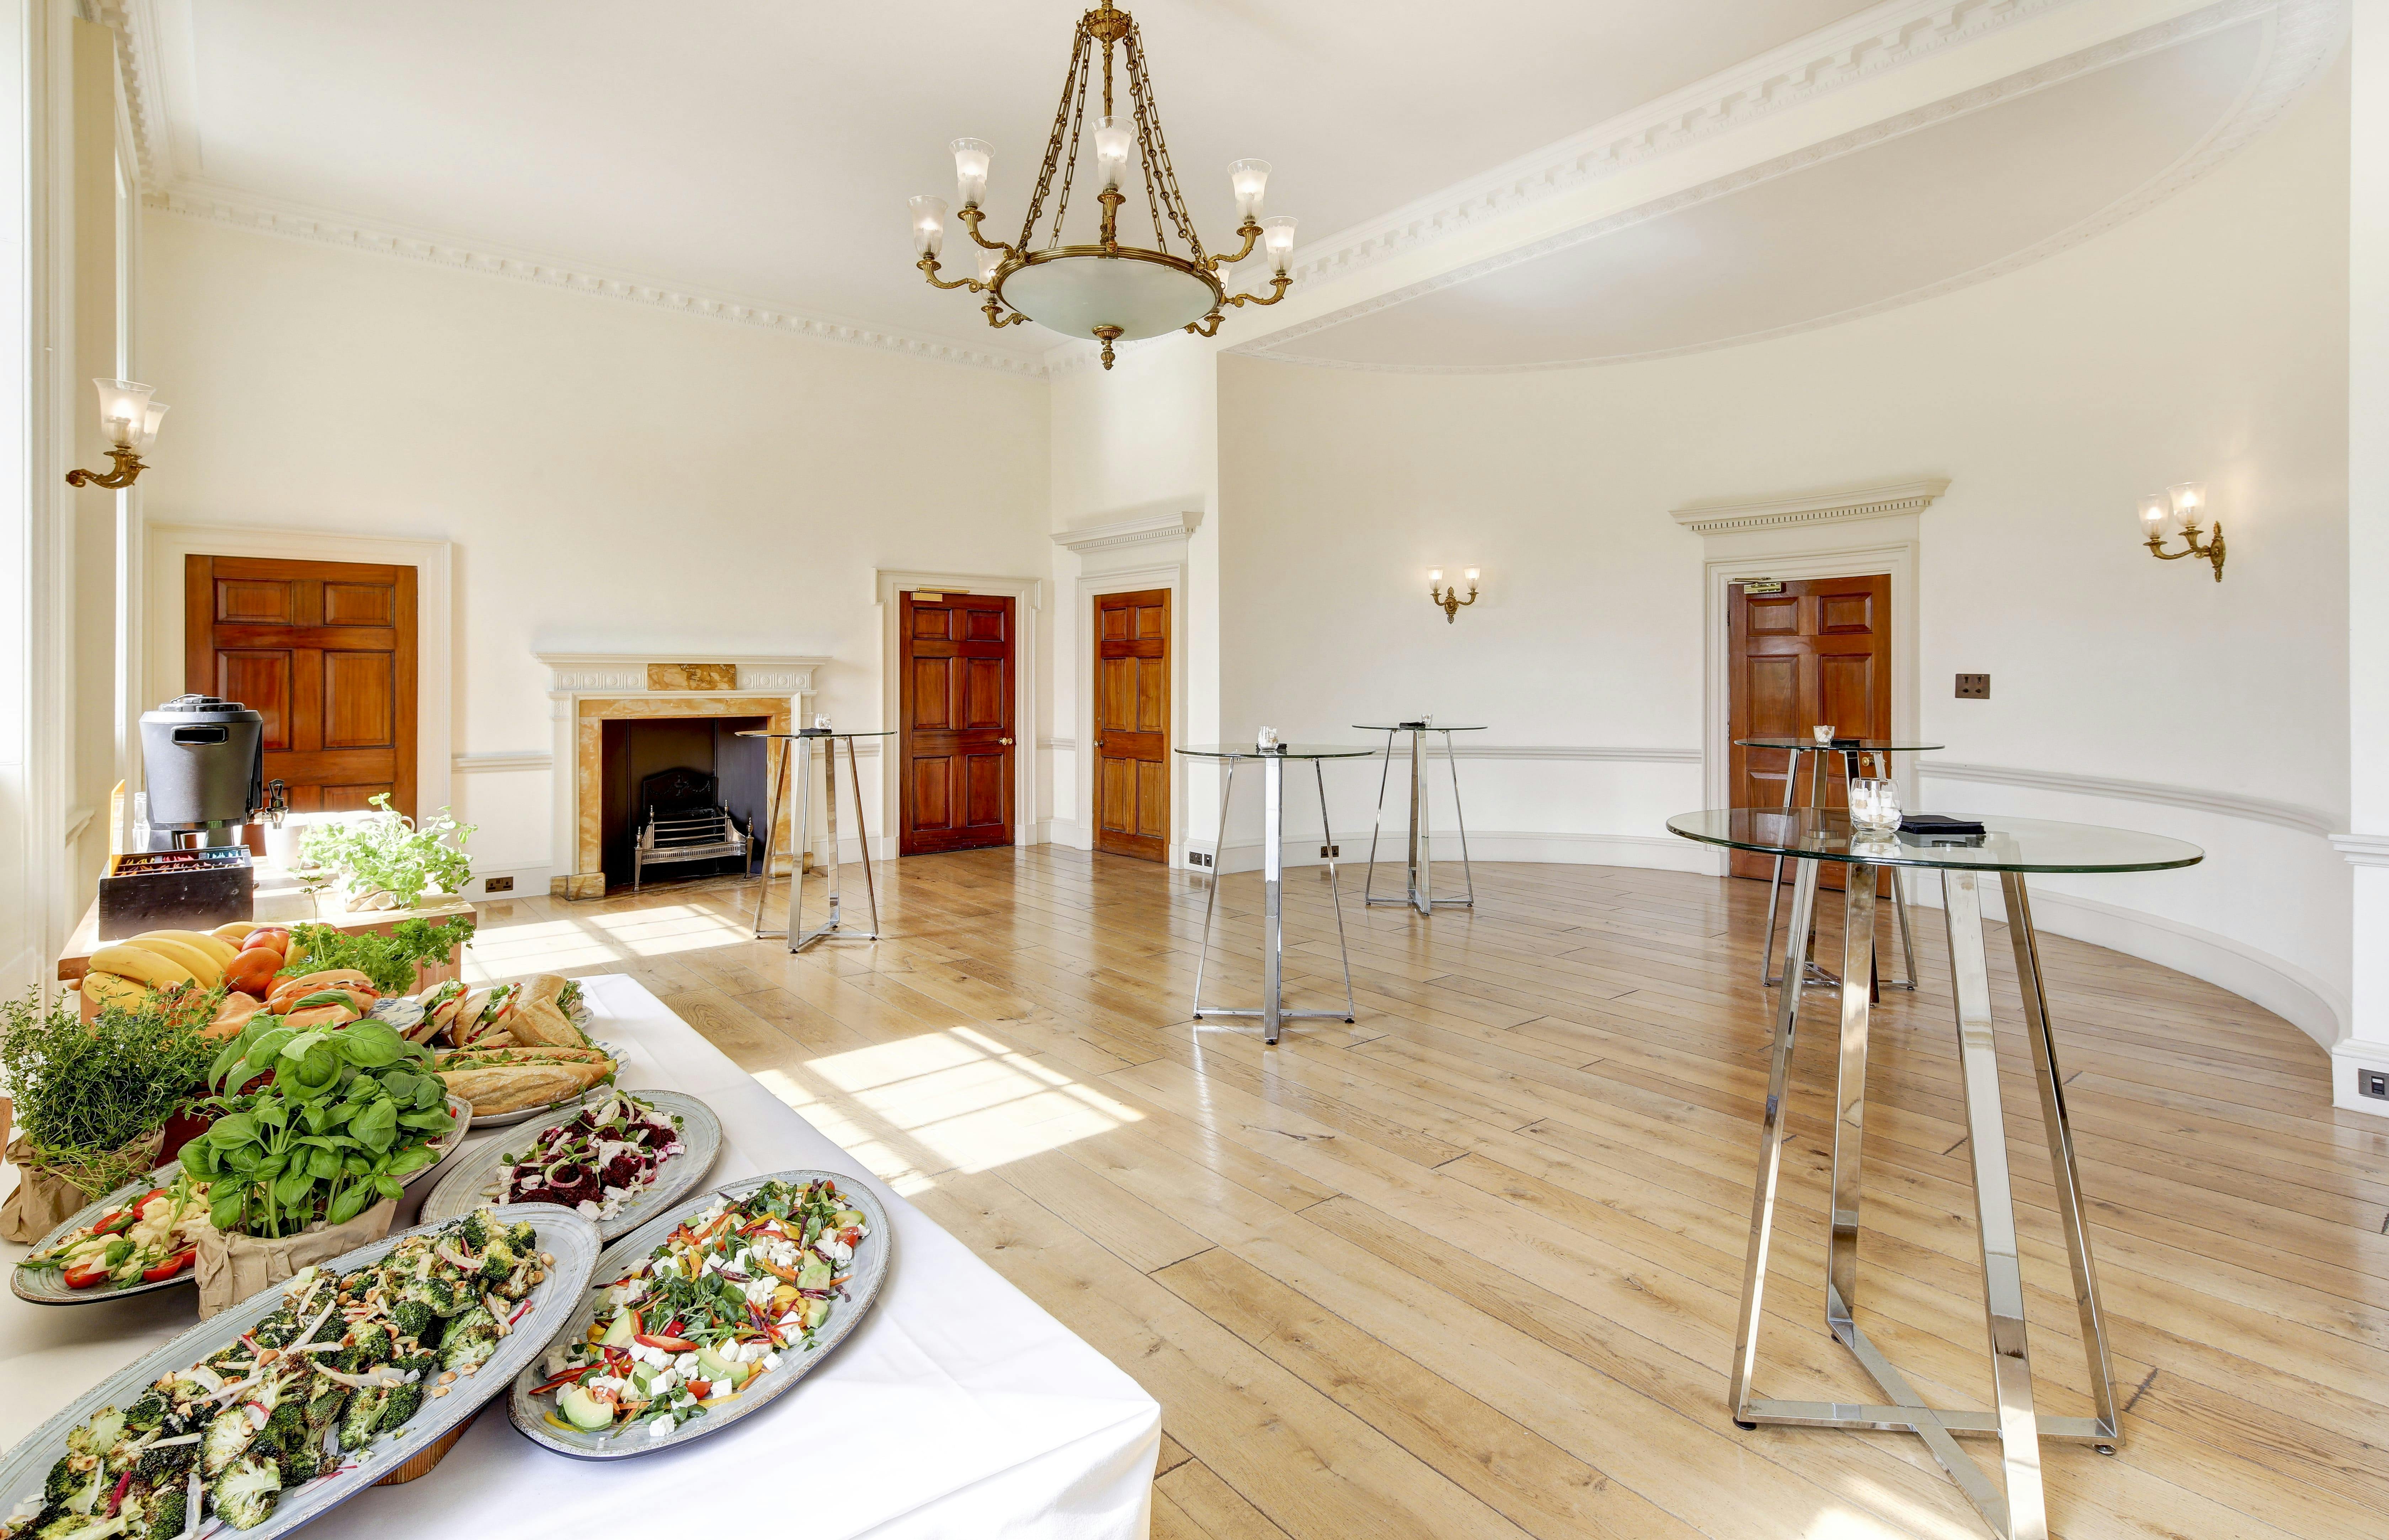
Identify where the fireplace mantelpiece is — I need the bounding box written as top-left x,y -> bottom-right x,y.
540,653 -> 831,899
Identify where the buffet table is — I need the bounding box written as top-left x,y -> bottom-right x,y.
0,973 -> 1162,1539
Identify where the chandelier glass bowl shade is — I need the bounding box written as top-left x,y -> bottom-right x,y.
909,2 -> 1295,368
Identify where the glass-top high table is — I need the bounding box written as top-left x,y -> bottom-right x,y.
1176,744 -> 1375,1043
1354,722 -> 1487,915
739,729 -> 895,953
1668,810 -> 2201,1540
1736,736 -> 1945,992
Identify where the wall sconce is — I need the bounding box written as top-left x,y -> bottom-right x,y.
2138,481 -> 2223,581
1428,566 -> 1478,623
65,378 -> 167,489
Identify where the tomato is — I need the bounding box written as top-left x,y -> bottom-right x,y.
633,1333 -> 697,1353
63,1262 -> 110,1289
221,949 -> 280,996
240,928 -> 290,955
141,1248 -> 196,1284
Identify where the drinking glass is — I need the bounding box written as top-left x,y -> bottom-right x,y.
1850,778 -> 1902,832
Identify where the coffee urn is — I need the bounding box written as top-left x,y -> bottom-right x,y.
137,694 -> 287,845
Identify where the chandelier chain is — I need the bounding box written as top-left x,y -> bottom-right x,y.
1019,23 -> 1090,252
1125,28 -> 1204,262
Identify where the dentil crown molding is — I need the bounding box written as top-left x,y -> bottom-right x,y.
1671,477 -> 1950,535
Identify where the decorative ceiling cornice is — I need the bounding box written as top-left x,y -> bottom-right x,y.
91,2 -> 166,186
1671,477 -> 1951,535
1051,508 -> 1203,553
1241,0 -> 2346,374
145,182 -> 1053,378
1263,0 -> 2077,299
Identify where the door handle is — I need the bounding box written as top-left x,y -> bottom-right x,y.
1000,737 -> 1014,746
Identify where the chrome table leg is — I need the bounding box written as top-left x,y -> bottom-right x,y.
1729,854 -> 1818,1414
1189,761 -> 1236,1019
1407,727 -> 1430,915
1263,752 -> 1285,1042
1362,730 -> 1397,906
2004,873 -> 2121,1450
848,736 -> 882,940
750,736 -> 793,939
1317,760 -> 1357,1023
784,735 -> 815,952
1443,726 -> 1476,908
1759,747 -> 1802,986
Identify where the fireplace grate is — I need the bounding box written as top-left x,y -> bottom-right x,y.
632,766 -> 753,892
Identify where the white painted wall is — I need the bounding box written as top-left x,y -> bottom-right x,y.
1212,58 -> 2352,1049
136,212 -> 1051,887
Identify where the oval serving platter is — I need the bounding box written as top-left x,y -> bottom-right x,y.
12,1093 -> 477,1307
507,1168 -> 892,1460
464,1038 -> 631,1130
0,1203 -> 600,1540
417,1088 -> 721,1242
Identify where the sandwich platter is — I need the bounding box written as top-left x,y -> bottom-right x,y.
463,1040 -> 630,1129
507,1170 -> 891,1460
417,1088 -> 722,1242
11,1094 -> 476,1308
0,1204 -> 601,1540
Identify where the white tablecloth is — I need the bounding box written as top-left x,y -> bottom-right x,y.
0,974 -> 1160,1538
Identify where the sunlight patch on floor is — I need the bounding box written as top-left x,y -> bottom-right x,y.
750,1027 -> 1142,1187
585,904 -> 754,956
1805,1482 -> 1980,1540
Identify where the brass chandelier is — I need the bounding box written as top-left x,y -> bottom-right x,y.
909,2 -> 1296,368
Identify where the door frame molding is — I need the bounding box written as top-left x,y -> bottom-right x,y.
874,568 -> 1043,860
1697,523 -> 1921,878
143,523 -> 455,831
1056,509 -> 1200,867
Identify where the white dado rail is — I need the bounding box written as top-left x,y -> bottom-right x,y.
538,651 -> 832,900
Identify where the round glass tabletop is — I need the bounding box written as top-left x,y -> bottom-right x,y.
1734,737 -> 1945,752
1176,744 -> 1379,760
1665,809 -> 2204,873
1352,723 -> 1489,732
735,728 -> 897,737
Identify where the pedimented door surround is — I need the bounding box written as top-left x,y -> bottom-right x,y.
540,652 -> 827,899
1675,477 -> 1942,874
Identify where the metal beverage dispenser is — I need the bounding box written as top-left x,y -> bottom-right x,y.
136,694 -> 287,847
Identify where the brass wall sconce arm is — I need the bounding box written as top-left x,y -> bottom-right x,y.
66,446 -> 148,489
2144,523 -> 2224,582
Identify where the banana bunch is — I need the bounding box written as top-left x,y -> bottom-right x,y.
80,922 -> 253,1008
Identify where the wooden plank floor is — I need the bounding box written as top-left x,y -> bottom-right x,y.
463,848 -> 2389,1539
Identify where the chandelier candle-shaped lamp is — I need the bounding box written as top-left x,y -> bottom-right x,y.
910,2 -> 1296,368
65,378 -> 168,488
2139,481 -> 2225,580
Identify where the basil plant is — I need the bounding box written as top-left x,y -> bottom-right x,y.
180,1017 -> 457,1237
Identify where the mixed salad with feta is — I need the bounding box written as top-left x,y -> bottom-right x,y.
533,1178 -> 868,1441
4,1209 -> 547,1538
482,1092 -> 684,1222
18,1176 -> 212,1291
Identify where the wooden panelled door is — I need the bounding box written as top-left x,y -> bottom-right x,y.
1092,588 -> 1169,862
184,555 -> 417,819
1726,574 -> 1891,886
899,591 -> 1016,855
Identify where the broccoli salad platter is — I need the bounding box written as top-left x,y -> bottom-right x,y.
0,1204 -> 600,1540
417,1090 -> 721,1244
507,1171 -> 891,1460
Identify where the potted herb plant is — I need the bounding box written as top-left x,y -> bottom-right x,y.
299,794 -> 476,912
0,988 -> 219,1240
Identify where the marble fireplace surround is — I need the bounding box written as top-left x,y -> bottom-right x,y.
540,652 -> 830,900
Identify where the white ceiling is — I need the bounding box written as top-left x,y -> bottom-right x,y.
148,0 -> 1877,357
1257,19 -> 2275,369
134,2 -> 2332,372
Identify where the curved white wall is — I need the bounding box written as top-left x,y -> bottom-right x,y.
1212,59 -> 2352,1049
